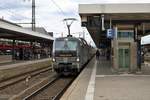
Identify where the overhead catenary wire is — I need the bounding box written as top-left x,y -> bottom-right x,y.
50,0 -> 65,16
50,0 -> 77,17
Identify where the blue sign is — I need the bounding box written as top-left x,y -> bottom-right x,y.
107,29 -> 114,39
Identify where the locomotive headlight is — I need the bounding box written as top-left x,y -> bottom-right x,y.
76,58 -> 80,62
52,58 -> 55,62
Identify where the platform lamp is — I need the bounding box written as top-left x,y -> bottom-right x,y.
63,18 -> 77,37
101,14 -> 105,31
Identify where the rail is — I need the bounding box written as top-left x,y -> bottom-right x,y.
0,67 -> 52,90
23,76 -> 60,100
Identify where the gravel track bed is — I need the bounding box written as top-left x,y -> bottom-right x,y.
0,70 -> 55,95
28,77 -> 73,100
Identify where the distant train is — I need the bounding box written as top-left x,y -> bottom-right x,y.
52,36 -> 95,75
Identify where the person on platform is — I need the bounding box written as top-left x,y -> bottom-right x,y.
96,49 -> 100,60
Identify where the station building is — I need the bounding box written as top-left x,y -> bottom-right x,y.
79,4 -> 150,71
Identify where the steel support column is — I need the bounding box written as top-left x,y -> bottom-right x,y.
12,39 -> 15,60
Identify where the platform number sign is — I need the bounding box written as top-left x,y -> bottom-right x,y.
107,29 -> 114,39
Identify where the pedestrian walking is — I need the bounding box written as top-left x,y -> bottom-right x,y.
106,48 -> 110,60
96,49 -> 100,60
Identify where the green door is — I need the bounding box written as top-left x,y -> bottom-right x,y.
119,49 -> 124,68
118,48 -> 130,68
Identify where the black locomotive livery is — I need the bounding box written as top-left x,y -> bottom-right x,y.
52,36 -> 95,75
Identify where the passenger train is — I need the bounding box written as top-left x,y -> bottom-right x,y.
52,36 -> 95,75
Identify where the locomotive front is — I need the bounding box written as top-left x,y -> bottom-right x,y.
52,37 -> 80,74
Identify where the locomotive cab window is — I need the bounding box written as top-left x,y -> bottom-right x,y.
55,40 -> 77,51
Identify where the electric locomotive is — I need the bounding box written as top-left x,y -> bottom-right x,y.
52,36 -> 92,75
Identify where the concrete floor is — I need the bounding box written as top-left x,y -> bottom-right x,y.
61,57 -> 150,100
95,76 -> 150,100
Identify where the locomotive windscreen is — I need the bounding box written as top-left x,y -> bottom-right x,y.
55,40 -> 77,51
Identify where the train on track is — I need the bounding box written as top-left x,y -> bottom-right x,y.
52,36 -> 95,75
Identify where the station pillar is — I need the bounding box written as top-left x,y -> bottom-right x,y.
134,24 -> 142,71
137,39 -> 142,71
12,39 -> 15,60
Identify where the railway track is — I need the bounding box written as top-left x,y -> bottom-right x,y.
0,57 -> 92,100
0,66 -> 56,100
0,66 -> 52,90
23,76 -> 75,100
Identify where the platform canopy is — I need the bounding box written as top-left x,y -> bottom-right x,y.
79,3 -> 150,21
79,3 -> 150,47
0,19 -> 54,42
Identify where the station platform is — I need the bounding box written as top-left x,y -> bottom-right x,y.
0,58 -> 51,69
61,57 -> 150,100
0,58 -> 51,82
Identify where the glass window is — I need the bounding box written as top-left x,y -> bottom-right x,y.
118,31 -> 134,38
87,16 -> 100,27
55,40 -> 77,51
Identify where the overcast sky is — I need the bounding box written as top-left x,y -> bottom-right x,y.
1,0 -> 150,32
0,0 -> 150,46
